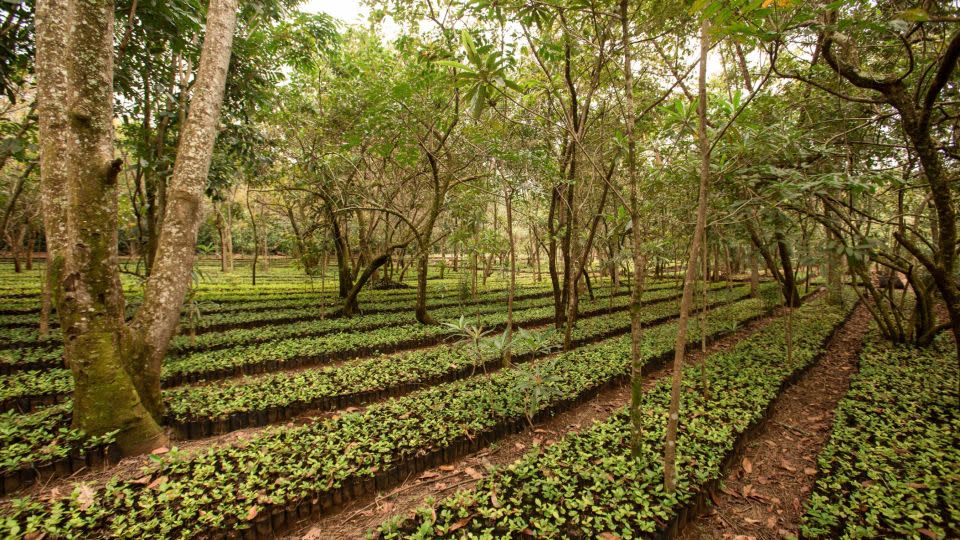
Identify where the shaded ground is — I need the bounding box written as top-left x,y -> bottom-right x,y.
679,302 -> 871,540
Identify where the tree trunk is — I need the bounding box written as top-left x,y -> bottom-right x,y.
329,212 -> 353,299
750,248 -> 760,298
248,195 -> 259,287
622,0 -> 648,458
415,249 -> 434,324
36,0 -> 166,455
665,19 -> 710,493
776,231 -> 802,307
825,230 -> 843,305
39,259 -> 51,338
125,0 -> 239,431
215,201 -> 234,273
25,231 -> 34,270
547,188 -> 563,328
504,186 -> 516,368
343,251 -> 393,316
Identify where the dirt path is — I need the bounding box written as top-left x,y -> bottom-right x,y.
678,302 -> 871,540
286,301 -> 804,540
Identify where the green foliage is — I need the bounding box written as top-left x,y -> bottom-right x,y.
801,333 -> 960,539
381,291 -> 857,538
0,284 -> 778,538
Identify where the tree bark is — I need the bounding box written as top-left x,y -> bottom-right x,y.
126,0 -> 238,429
36,0 -> 239,455
776,230 -> 802,307
247,194 -> 259,287
37,0 -> 165,455
343,250 -> 394,316
664,19 -> 710,493
503,185 -> 516,367
622,0 -> 649,458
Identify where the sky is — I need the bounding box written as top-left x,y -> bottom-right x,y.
302,0 -> 369,24
298,0 -> 738,78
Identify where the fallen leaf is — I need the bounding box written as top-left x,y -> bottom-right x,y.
76,484 -> 95,511
420,471 -> 440,480
917,528 -> 940,539
803,467 -> 817,476
244,506 -> 260,521
131,475 -> 152,485
439,465 -> 456,472
151,446 -> 169,455
449,517 -> 471,532
490,489 -> 500,508
766,516 -> 777,528
598,533 -> 620,540
742,457 -> 753,474
907,482 -> 927,489
780,459 -> 797,472
514,443 -> 525,450
464,467 -> 483,480
741,485 -> 753,498
380,501 -> 395,513
147,475 -> 168,490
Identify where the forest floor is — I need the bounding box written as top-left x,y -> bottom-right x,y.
287,299 -> 810,540
678,301 -> 871,540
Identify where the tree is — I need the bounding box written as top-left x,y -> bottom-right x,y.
34,0 -> 239,455
663,17 -> 712,493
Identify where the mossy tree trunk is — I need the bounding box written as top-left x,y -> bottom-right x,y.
36,0 -> 238,456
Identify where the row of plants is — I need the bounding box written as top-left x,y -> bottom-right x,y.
0,269 -> 571,316
162,282 -> 752,384
0,328 -> 61,352
800,331 -> 959,540
0,348 -> 63,375
163,282 -> 749,437
377,291 -> 857,539
177,280 -> 636,334
0,292 -> 567,374
0,280 -> 589,366
0,284 -> 757,496
0,290 -> 637,409
0,298 -> 38,316
0,369 -> 73,413
164,285 -> 622,355
0,405 -> 121,496
165,280 -> 697,355
0,284 -> 748,410
0,279 -> 630,349
0,287 -> 782,538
